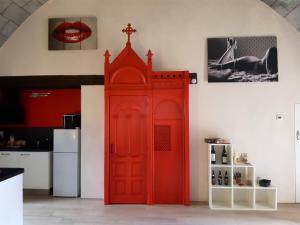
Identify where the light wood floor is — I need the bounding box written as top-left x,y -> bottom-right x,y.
24,196 -> 300,225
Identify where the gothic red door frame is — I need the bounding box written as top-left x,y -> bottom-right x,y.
104,24 -> 190,205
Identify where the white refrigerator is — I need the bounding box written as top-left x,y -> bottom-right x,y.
53,128 -> 80,197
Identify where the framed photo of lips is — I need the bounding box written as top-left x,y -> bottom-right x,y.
49,17 -> 97,50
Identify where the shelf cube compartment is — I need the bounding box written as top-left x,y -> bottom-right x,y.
233,166 -> 254,187
255,188 -> 277,210
211,167 -> 232,187
233,189 -> 254,209
211,188 -> 232,209
210,144 -> 232,165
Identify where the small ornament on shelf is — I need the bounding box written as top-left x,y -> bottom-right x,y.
234,172 -> 242,185
258,178 -> 271,187
245,175 -> 252,186
233,152 -> 250,165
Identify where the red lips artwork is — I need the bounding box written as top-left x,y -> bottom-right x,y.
52,21 -> 92,43
48,17 -> 97,50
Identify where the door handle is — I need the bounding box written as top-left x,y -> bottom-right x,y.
297,130 -> 300,140
110,144 -> 114,154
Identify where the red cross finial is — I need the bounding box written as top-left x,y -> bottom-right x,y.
122,23 -> 136,44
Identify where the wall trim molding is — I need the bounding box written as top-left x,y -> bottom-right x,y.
0,75 -> 104,89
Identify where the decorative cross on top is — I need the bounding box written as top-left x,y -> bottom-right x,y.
122,23 -> 136,44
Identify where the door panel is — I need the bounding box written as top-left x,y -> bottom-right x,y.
19,152 -> 51,189
153,92 -> 184,204
53,153 -> 79,197
0,152 -> 19,167
154,120 -> 183,204
109,96 -> 147,203
114,112 -> 129,156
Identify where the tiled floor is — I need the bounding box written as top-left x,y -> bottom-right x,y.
24,196 -> 300,225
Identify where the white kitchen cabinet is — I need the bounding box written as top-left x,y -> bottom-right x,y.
0,151 -> 52,190
0,152 -> 19,167
19,152 -> 52,189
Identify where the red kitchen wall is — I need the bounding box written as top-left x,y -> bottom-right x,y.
20,89 -> 80,127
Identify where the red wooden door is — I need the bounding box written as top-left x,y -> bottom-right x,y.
154,120 -> 183,204
153,93 -> 185,204
109,96 -> 148,203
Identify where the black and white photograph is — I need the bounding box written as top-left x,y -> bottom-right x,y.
207,36 -> 278,82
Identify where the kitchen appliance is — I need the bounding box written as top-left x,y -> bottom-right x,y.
53,128 -> 80,197
63,114 -> 81,129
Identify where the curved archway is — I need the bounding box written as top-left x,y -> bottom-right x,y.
262,0 -> 300,32
0,0 -> 299,48
0,0 -> 49,47
154,99 -> 182,120
111,66 -> 146,85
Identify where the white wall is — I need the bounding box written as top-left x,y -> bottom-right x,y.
0,0 -> 299,202
81,85 -> 104,199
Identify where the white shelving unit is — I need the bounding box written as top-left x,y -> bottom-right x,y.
208,144 -> 277,211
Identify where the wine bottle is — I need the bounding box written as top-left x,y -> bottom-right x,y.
212,170 -> 216,185
224,171 -> 229,185
218,171 -> 222,185
211,146 -> 216,164
222,146 -> 227,164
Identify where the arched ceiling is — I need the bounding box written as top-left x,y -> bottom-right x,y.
261,0 -> 300,31
0,0 -> 49,47
0,0 -> 298,48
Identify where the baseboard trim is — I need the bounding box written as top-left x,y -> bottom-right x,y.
24,188 -> 52,196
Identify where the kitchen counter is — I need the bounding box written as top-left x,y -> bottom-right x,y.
0,168 -> 24,182
0,147 -> 52,152
0,168 -> 24,225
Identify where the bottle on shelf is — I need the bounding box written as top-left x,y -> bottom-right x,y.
217,170 -> 222,185
224,171 -> 229,185
211,170 -> 216,185
222,146 -> 228,164
211,146 -> 216,164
